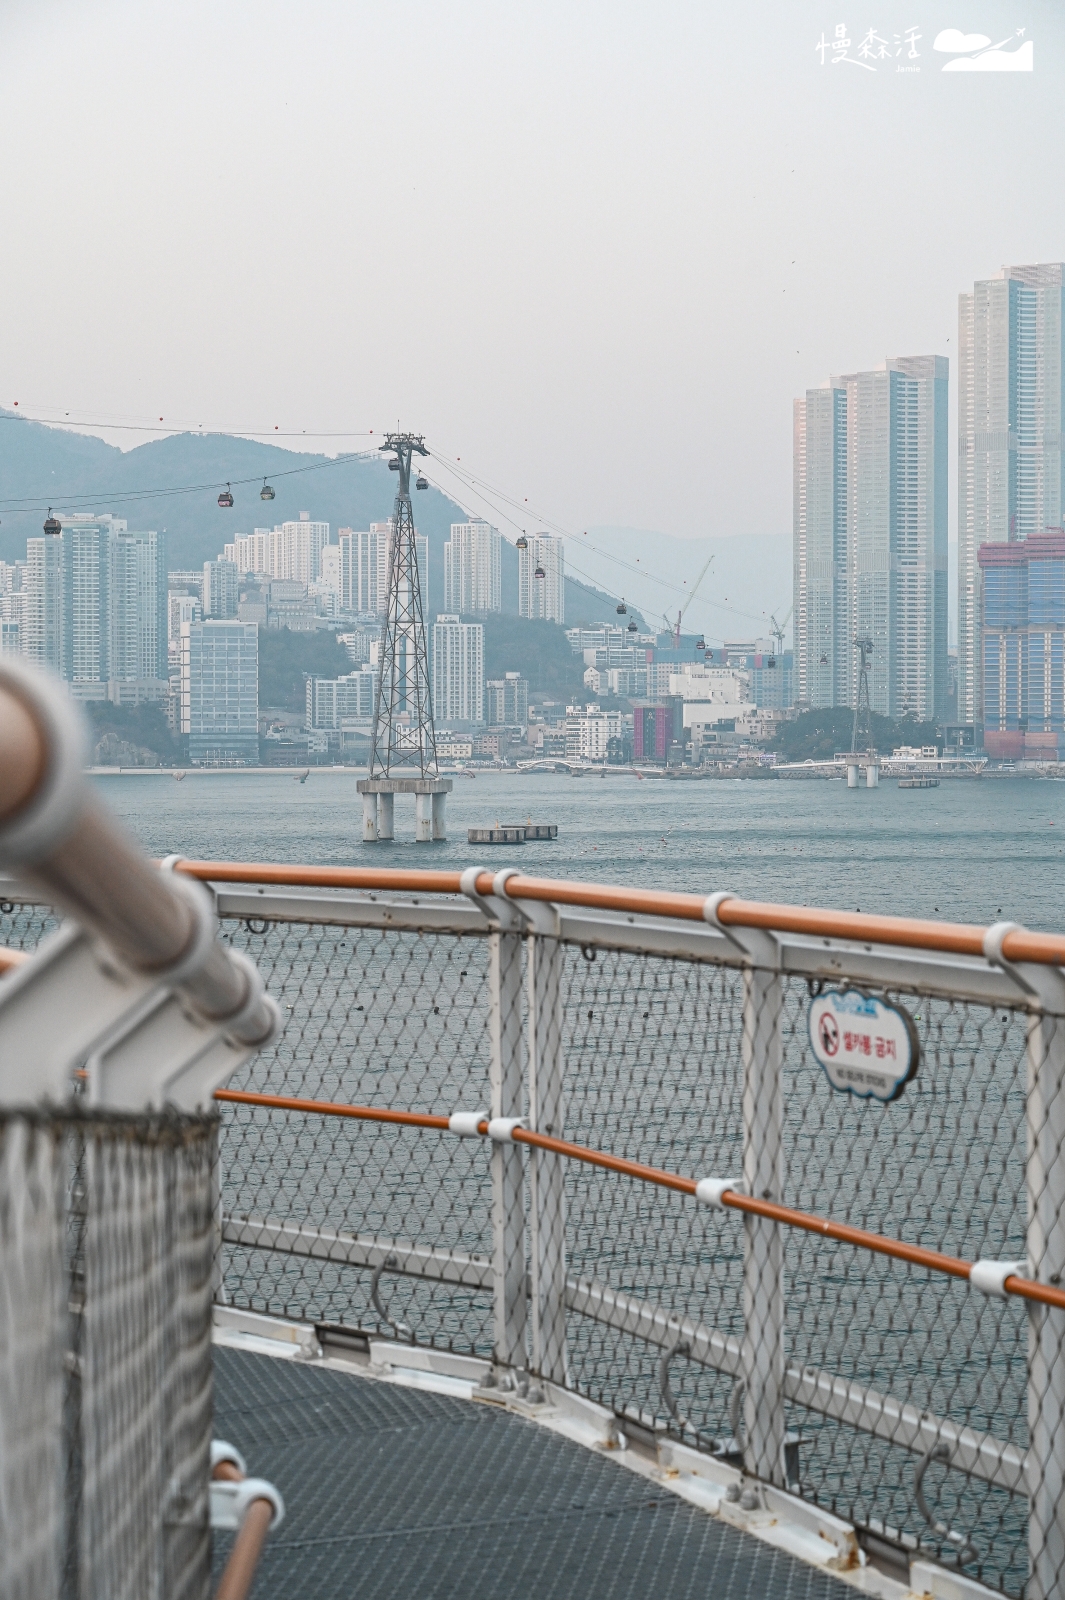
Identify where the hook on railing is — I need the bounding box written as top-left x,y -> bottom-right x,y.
370,1253 -> 414,1343
658,1338 -> 692,1430
915,1442 -> 978,1565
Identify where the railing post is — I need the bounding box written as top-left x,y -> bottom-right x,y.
740,946 -> 786,1485
488,919 -> 527,1369
1026,1000 -> 1065,1600
527,927 -> 568,1385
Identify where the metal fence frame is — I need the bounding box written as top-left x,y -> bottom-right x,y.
5,866 -> 1065,1599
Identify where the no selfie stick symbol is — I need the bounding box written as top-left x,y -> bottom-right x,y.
819,1013 -> 840,1057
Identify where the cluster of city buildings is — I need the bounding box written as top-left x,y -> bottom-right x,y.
793,261 -> 1065,760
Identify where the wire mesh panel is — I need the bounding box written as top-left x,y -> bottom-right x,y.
0,1113 -> 64,1600
74,1110 -> 217,1600
0,1107 -> 215,1600
217,920 -> 495,1354
777,978 -> 1030,1594
555,942 -> 746,1447
0,896 -> 58,954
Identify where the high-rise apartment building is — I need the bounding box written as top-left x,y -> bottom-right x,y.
432,615 -> 484,725
180,619 -> 259,764
793,355 -> 948,720
15,515 -> 167,699
486,672 -> 528,727
168,593 -> 202,665
958,263 -> 1065,733
978,528 -> 1065,760
519,535 -> 565,623
109,528 -> 167,687
337,524 -> 427,618
203,559 -> 239,619
224,516 -> 329,584
444,520 -> 501,614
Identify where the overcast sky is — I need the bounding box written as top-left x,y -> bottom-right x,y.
1,0 -> 1060,553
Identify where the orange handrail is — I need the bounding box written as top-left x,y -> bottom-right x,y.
169,857 -> 1065,968
216,1087 -> 1065,1313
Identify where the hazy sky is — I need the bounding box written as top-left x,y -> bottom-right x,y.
1,1 -> 1061,552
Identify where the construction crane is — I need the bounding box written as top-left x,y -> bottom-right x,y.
768,603 -> 793,666
664,554 -> 715,649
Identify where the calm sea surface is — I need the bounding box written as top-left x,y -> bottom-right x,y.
93,769 -> 1065,930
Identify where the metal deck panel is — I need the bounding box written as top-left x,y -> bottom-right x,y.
212,1347 -> 855,1600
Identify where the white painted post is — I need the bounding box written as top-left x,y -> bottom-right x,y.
362,793 -> 378,841
741,956 -> 787,1485
431,790 -> 446,840
490,924 -> 527,1368
527,931 -> 568,1384
415,792 -> 432,843
377,791 -> 394,840
1026,1002 -> 1065,1600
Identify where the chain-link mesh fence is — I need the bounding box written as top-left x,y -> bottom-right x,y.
217,920 -> 496,1354
0,1105 -> 216,1600
0,896 -> 57,955
778,978 -> 1031,1594
8,890 -> 1051,1596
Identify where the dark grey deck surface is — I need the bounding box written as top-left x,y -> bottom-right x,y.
212,1346 -> 852,1600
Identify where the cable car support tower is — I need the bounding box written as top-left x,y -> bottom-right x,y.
357,432 -> 451,842
846,636 -> 878,789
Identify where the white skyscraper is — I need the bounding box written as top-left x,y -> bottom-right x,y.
793,356 -> 947,720
180,619 -> 259,764
109,527 -> 167,689
223,516 -> 329,584
958,263 -> 1065,732
444,520 -> 501,613
518,534 -> 565,623
432,614 -> 485,725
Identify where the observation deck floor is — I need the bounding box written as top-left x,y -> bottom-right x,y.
212,1344 -> 853,1600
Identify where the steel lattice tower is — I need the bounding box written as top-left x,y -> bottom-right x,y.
369,434 -> 438,777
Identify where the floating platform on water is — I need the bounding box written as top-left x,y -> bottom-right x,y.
468,823 -> 558,844
898,776 -> 940,789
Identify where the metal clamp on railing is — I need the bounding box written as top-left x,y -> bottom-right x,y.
488,1117 -> 526,1143
210,1438 -> 285,1600
694,1177 -> 744,1209
969,1258 -> 1029,1299
448,1110 -> 488,1137
0,659 -> 281,1106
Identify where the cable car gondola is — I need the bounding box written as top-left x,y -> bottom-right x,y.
218,484 -> 234,508
704,650 -> 713,662
695,635 -> 705,650
415,475 -> 428,490
616,599 -> 627,615
43,508 -> 61,536
627,617 -> 637,633
260,479 -> 275,501
516,533 -> 528,550
767,655 -> 777,668
388,458 -> 400,471
534,564 -> 546,579
819,653 -> 828,664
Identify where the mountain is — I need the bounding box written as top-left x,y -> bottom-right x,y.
0,413 -> 629,627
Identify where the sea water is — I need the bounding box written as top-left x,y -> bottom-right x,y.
93,769 -> 1065,929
